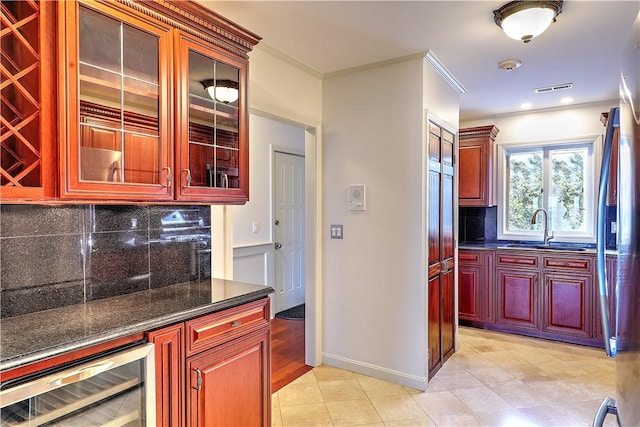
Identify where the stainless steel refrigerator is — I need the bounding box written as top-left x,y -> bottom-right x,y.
594,11 -> 640,427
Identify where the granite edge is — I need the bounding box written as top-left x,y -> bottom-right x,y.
1,285 -> 273,373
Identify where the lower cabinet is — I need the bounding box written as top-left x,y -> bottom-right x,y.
428,261 -> 455,378
460,248 -> 601,347
496,268 -> 540,330
148,297 -> 271,427
458,251 -> 495,323
187,331 -> 269,427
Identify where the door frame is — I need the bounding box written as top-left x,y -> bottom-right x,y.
261,113 -> 321,368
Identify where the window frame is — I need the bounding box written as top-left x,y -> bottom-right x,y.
496,135 -> 601,243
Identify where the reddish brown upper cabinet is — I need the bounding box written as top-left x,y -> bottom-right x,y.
458,125 -> 499,207
601,112 -> 619,206
1,1 -> 57,201
55,0 -> 259,203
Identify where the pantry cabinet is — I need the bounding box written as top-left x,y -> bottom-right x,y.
458,125 -> 499,207
427,120 -> 455,378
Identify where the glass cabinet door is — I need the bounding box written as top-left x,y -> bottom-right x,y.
61,1 -> 172,200
175,33 -> 249,203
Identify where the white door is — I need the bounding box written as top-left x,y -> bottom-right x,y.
273,151 -> 305,313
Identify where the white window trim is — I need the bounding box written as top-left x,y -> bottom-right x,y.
496,135 -> 602,243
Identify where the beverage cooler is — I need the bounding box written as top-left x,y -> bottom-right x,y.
0,343 -> 155,426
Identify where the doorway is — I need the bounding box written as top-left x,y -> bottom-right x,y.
273,150 -> 305,314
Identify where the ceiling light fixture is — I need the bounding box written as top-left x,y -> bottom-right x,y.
493,1 -> 563,43
201,79 -> 239,104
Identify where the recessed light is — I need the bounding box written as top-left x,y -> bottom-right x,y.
520,102 -> 532,109
560,97 -> 573,104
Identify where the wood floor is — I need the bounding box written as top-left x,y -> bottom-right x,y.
271,317 -> 313,393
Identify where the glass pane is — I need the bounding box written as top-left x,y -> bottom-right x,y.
79,63 -> 122,107
78,8 -> 161,186
550,148 -> 586,231
189,144 -> 215,187
123,77 -> 159,122
216,147 -> 239,188
508,151 -> 542,231
123,24 -> 158,83
79,6 -> 121,73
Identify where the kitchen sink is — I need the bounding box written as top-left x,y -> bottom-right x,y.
499,243 -> 587,252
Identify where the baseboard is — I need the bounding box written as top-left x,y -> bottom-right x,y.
322,352 -> 427,391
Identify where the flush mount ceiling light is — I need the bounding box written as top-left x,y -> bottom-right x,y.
493,1 -> 563,43
201,79 -> 239,104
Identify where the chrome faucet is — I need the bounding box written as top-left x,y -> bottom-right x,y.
531,208 -> 553,246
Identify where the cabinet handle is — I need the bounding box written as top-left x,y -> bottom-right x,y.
162,167 -> 172,188
193,368 -> 202,390
231,320 -> 242,327
482,192 -> 485,200
183,169 -> 192,187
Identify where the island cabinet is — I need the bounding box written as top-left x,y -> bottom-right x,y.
458,250 -> 495,324
496,252 -> 541,330
3,0 -> 259,203
0,1 -> 57,199
427,120 -> 455,378
148,297 -> 271,427
458,125 -> 499,207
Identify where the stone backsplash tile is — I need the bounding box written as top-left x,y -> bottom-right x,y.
0,205 -> 83,237
0,204 -> 212,319
0,234 -> 84,289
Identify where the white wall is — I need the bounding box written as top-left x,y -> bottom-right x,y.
321,55 -> 459,389
233,114 -> 305,248
461,101 -> 613,233
461,101 -> 613,144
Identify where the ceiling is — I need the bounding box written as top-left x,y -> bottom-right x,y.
205,1 -> 639,121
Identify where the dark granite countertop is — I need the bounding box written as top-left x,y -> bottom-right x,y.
0,279 -> 273,372
459,241 -> 616,255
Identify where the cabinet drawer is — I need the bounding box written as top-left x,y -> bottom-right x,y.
496,252 -> 539,268
543,256 -> 593,272
186,298 -> 269,357
459,250 -> 482,265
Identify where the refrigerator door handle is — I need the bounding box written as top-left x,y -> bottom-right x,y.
592,397 -> 619,427
596,107 -> 619,358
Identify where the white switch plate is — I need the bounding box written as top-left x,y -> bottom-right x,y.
330,224 -> 343,239
252,221 -> 260,233
348,184 -> 366,211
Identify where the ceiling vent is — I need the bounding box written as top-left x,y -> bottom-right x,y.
533,83 -> 573,94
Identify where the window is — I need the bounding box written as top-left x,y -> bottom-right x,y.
498,139 -> 598,242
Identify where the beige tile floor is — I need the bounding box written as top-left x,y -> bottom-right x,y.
272,327 -> 617,426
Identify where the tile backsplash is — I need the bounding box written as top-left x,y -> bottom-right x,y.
0,205 -> 211,319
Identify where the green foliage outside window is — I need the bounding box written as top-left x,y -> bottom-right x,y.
506,147 -> 587,234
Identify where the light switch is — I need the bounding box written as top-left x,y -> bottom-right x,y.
330,224 -> 343,239
252,221 -> 260,233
